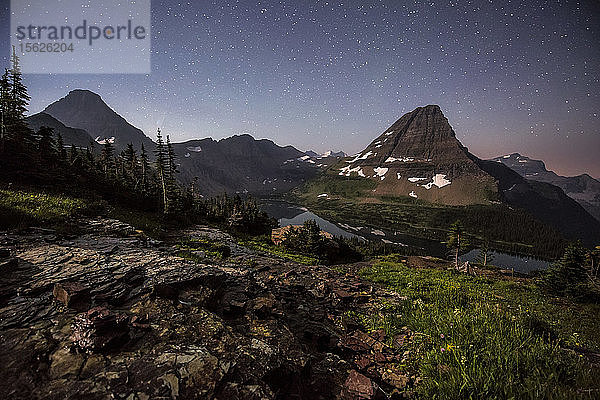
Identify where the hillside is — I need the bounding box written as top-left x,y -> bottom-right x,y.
25,112 -> 96,149
0,210 -> 598,399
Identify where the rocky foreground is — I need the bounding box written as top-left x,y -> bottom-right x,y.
0,219 -> 416,399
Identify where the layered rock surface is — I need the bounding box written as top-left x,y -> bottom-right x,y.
0,219 -> 416,399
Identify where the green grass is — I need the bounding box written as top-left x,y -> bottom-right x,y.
177,238 -> 231,262
355,256 -> 600,399
0,189 -> 102,229
107,206 -> 167,239
238,236 -> 319,265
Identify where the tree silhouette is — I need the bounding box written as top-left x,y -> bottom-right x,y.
447,220 -> 469,269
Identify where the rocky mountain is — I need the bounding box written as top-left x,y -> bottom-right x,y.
26,112 -> 96,149
328,105 -> 600,245
335,105 -> 497,205
492,153 -> 600,222
174,134 -> 320,196
43,90 -> 155,153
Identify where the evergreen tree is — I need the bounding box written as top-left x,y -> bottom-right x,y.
101,140 -> 115,175
69,145 -> 79,164
154,128 -> 169,213
0,69 -> 10,151
37,126 -> 56,160
447,220 -> 469,269
166,135 -> 178,181
8,46 -> 30,134
123,144 -> 137,172
544,242 -> 588,296
139,143 -> 150,192
56,133 -> 67,163
476,237 -> 494,266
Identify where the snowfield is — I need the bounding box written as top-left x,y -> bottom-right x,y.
421,174 -> 452,189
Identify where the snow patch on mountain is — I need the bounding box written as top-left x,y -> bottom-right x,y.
95,136 -> 115,145
420,174 -> 452,189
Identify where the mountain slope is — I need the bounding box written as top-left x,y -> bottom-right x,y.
43,90 -> 155,153
174,134 -> 319,196
476,159 -> 600,246
25,112 -> 96,148
492,153 -> 600,222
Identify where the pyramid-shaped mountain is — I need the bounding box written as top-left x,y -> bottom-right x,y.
338,105 -> 496,205
43,90 -> 155,152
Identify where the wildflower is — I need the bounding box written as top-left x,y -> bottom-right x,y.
440,334 -> 445,339
441,347 -> 445,352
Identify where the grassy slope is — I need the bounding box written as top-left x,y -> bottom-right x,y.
350,257 -> 600,399
0,189 -> 101,229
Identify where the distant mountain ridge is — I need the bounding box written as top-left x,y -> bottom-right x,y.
174,134 -> 319,196
305,150 -> 347,159
492,153 -> 600,222
43,90 -> 155,153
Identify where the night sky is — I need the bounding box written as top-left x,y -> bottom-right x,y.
1,0 -> 599,177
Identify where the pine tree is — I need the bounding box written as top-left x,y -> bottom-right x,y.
140,143 -> 150,192
154,128 -> 169,214
0,69 -> 10,151
8,46 -> 30,129
123,144 -> 137,171
476,237 -> 494,266
544,242 -> 587,295
37,126 -> 56,160
69,145 -> 79,164
166,135 -> 178,182
447,220 -> 469,269
56,133 -> 67,163
101,140 -> 115,175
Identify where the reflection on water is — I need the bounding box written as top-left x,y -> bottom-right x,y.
280,211 -> 359,239
461,249 -> 551,273
260,200 -> 358,238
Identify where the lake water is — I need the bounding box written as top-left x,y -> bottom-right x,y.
260,200 -> 358,238
461,249 -> 551,274
260,199 -> 552,273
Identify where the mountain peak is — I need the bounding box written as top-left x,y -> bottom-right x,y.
43,89 -> 154,151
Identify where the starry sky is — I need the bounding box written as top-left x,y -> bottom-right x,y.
1,0 -> 599,177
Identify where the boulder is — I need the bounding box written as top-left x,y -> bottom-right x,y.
340,370 -> 386,399
53,282 -> 90,308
